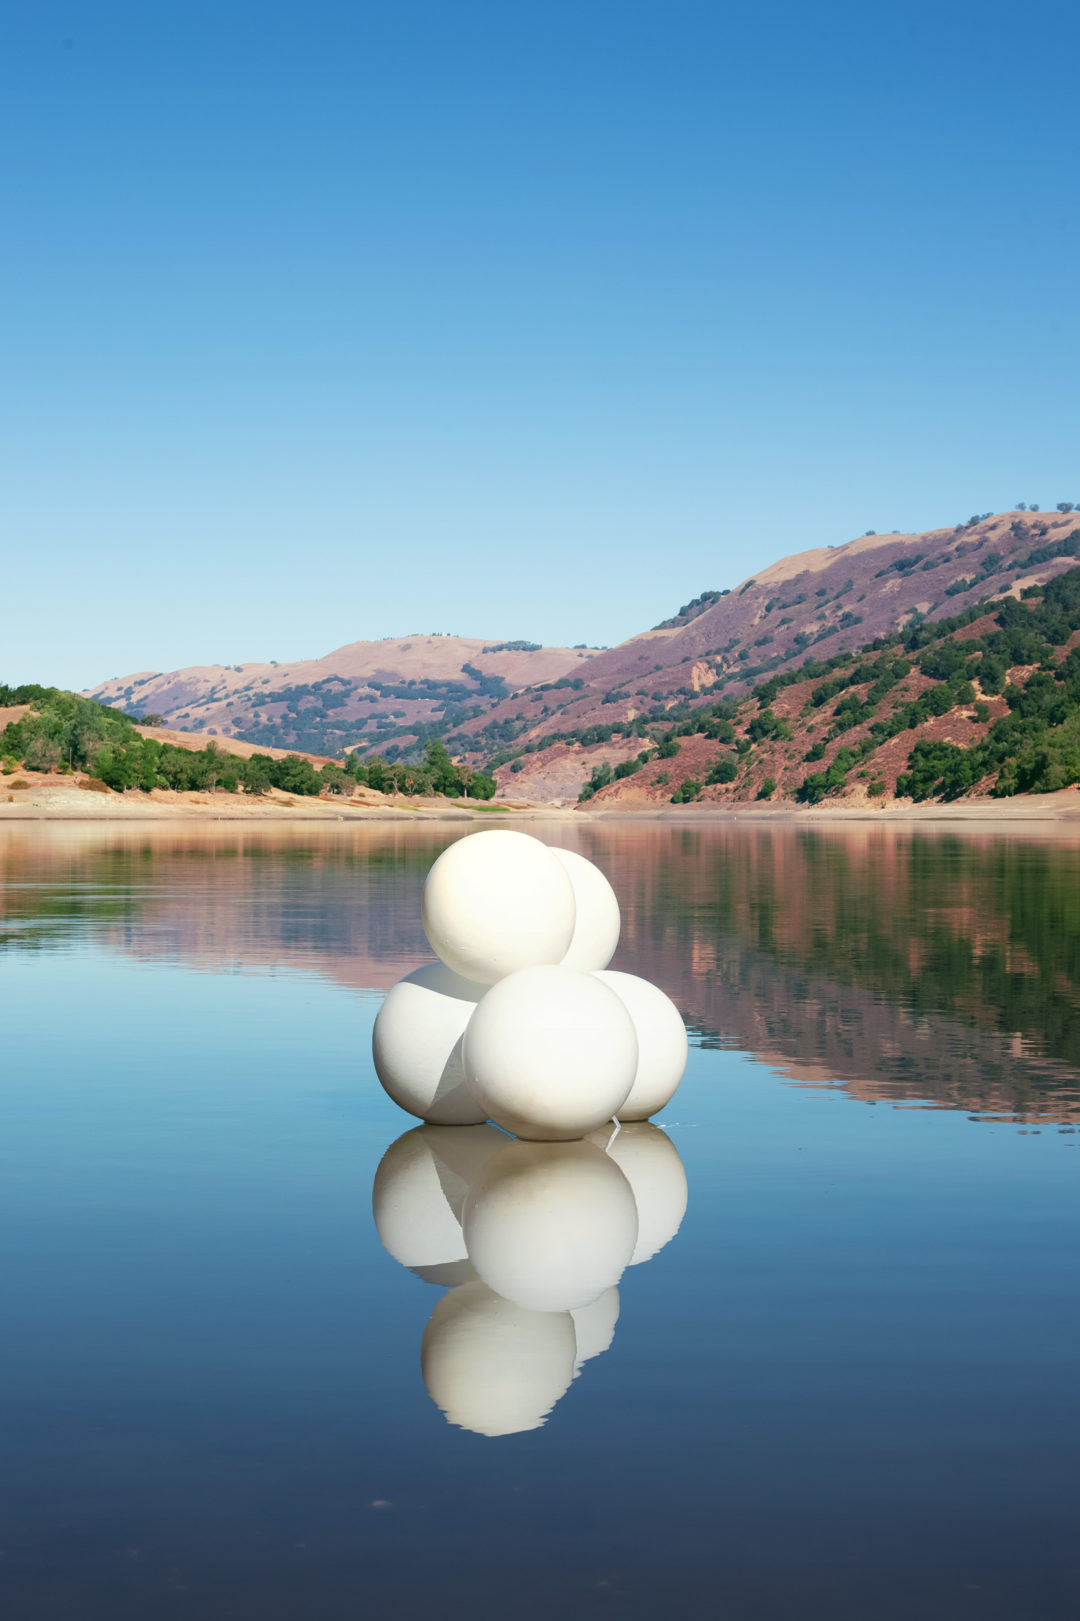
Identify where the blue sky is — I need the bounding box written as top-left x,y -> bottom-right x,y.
3,0 -> 1078,690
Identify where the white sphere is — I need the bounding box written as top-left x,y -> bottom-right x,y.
590,970 -> 688,1120
372,961 -> 487,1124
571,1285 -> 620,1373
462,1138 -> 639,1311
372,1123 -> 506,1283
463,964 -> 638,1141
587,1122 -> 688,1264
551,847 -> 621,972
421,1282 -> 576,1436
421,830 -> 576,985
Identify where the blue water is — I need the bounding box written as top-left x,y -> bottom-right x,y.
0,824 -> 1078,1618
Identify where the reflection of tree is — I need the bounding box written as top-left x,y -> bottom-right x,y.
3,823 -> 1079,1122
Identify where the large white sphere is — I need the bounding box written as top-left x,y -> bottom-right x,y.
462,1138 -> 639,1311
571,1286 -> 620,1374
590,970 -> 688,1120
421,830 -> 576,985
463,964 -> 638,1141
551,847 -> 621,972
421,1282 -> 576,1436
372,961 -> 487,1124
372,1123 -> 506,1283
587,1122 -> 688,1264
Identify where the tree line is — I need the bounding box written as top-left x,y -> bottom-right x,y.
1,690 -> 495,801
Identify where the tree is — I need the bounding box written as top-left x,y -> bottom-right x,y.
319,764 -> 352,795
424,738 -> 464,796
670,778 -> 703,803
272,754 -> 322,796
706,754 -> 738,784
757,777 -> 777,800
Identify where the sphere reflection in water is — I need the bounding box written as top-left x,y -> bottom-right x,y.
372,1123 -> 506,1284
463,1138 -> 638,1311
551,847 -> 621,972
421,829 -> 576,984
421,1282 -> 576,1436
463,965 -> 638,1140
591,970 -> 688,1120
372,962 -> 489,1125
588,1122 -> 689,1264
571,1285 -> 620,1374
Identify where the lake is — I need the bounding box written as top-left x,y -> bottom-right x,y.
1,821 -> 1078,1619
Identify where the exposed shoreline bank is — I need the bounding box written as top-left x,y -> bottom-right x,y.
2,780 -> 1079,826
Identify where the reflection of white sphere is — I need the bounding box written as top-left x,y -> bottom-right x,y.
590,970 -> 688,1120
463,965 -> 638,1141
587,1122 -> 688,1264
372,962 -> 488,1124
421,830 -> 576,985
571,1285 -> 620,1373
463,1139 -> 638,1311
372,1123 -> 506,1283
421,1282 -> 576,1436
551,847 -> 621,972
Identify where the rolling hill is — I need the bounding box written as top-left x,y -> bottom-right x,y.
82,508 -> 1080,807
86,635 -> 594,757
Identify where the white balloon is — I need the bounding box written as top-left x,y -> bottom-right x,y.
571,1285 -> 620,1373
551,847 -> 621,972
463,1138 -> 639,1312
463,964 -> 638,1141
421,830 -> 576,985
421,1281 -> 576,1437
372,961 -> 487,1124
588,1122 -> 688,1264
372,1123 -> 507,1283
590,970 -> 688,1120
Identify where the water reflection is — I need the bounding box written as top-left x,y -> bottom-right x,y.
373,1121 -> 688,1434
3,822 -> 1080,1120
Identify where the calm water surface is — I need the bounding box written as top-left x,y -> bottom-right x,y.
1,822 -> 1078,1619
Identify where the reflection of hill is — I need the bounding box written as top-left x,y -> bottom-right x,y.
2,823 -> 1078,1122
591,825 -> 1080,1124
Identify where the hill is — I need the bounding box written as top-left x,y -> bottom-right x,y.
86,635 -> 592,757
540,561 -> 1080,809
433,509 -> 1080,801
0,687 -> 496,805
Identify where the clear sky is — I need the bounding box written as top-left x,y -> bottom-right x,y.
3,0 -> 1078,690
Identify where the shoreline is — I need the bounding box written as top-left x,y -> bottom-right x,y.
1,781 -> 1079,826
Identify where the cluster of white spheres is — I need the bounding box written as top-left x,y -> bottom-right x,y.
372,830 -> 687,1139
374,1122 -> 688,1436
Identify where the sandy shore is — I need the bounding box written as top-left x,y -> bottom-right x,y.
590,788 -> 1080,824
0,779 -> 580,823
2,775 -> 1080,824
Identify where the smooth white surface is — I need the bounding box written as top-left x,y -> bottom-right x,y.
571,1285 -> 621,1373
372,1123 -> 507,1282
372,961 -> 488,1124
588,1122 -> 689,1264
463,964 -> 638,1140
421,829 -> 576,985
421,1282 -> 576,1436
551,847 -> 621,972
590,969 -> 688,1119
463,1138 -> 639,1311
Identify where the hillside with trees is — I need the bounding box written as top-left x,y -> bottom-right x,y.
563,562 -> 1080,808
0,688 -> 495,803
85,635 -> 591,758
439,507 -> 1080,802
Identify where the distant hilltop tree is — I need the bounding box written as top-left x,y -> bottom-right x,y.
481,640 -> 542,653
654,589 -> 723,630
